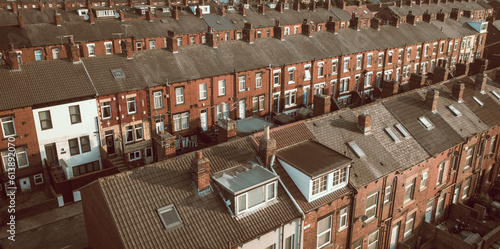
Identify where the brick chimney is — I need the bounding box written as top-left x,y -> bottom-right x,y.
407,11 -> 417,25
123,41 -> 133,59
259,4 -> 266,15
455,63 -> 469,76
437,9 -> 445,22
423,10 -> 431,23
340,0 -> 346,9
218,118 -> 237,143
55,10 -> 62,26
358,114 -> 372,135
167,30 -> 179,53
242,5 -> 246,16
274,20 -> 285,40
7,44 -> 20,71
259,125 -> 277,168
425,89 -> 439,113
119,10 -> 125,21
450,8 -> 459,21
128,0 -> 134,7
302,19 -> 313,37
40,3 -> 44,11
381,81 -> 399,97
416,0 -> 422,5
311,0 -> 316,12
146,8 -> 154,22
452,81 -> 465,102
350,12 -> 361,31
63,0 -> 68,10
276,1 -> 284,13
147,0 -> 153,5
11,2 -> 17,13
191,151 -> 211,193
243,22 -> 255,44
433,61 -> 449,83
371,17 -> 381,30
396,0 -> 403,7
294,0 -> 301,11
154,131 -> 176,160
69,38 -> 81,64
392,16 -> 400,28
475,70 -> 487,94
409,73 -> 425,90
313,94 -> 331,117
355,0 -> 362,6
108,0 -> 114,7
195,5 -> 203,18
324,0 -> 332,10
407,0 -> 413,7
17,13 -> 24,28
172,6 -> 179,20
207,27 -> 217,48
327,16 -> 339,33
221,4 -> 226,16
89,11 -> 95,24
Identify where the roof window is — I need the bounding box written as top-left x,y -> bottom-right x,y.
157,204 -> 183,230
447,105 -> 462,117
385,127 -> 401,143
348,141 -> 366,158
418,116 -> 434,130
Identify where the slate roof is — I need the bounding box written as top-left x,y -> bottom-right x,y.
252,121 -> 316,150
387,1 -> 487,17
383,91 -> 464,156
0,59 -> 96,110
88,138 -> 301,249
304,110 -> 401,188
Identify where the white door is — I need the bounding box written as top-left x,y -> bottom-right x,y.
20,177 -> 31,191
239,100 -> 245,119
145,147 -> 153,165
200,110 -> 208,131
390,222 -> 400,249
156,119 -> 164,134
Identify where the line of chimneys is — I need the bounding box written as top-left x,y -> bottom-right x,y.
395,0 -> 476,7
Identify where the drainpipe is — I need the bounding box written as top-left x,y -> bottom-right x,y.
475,133 -> 489,194
347,183 -> 357,249
270,155 -> 305,249
269,64 -> 273,121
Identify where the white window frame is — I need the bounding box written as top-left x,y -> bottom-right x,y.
35,50 -> 42,61
218,80 -> 226,96
34,173 -> 44,185
101,101 -> 112,119
339,207 -> 348,231
288,67 -> 295,84
356,55 -> 362,69
388,51 -> 393,64
273,70 -> 281,87
368,230 -> 379,249
384,185 -> 391,203
317,62 -> 324,77
175,87 -> 184,105
404,178 -> 415,203
436,162 -> 445,186
365,192 -> 378,220
367,53 -> 372,67
256,72 -> 263,88
284,89 -> 297,108
435,194 -> 446,218
378,53 -> 384,66
421,171 -> 428,189
312,175 -> 327,196
153,91 -> 163,109
317,215 -> 333,248
343,58 -> 349,72
408,47 -> 413,60
199,83 -> 207,100
463,178 -> 471,199
340,77 -> 350,93
239,75 -> 246,92
149,40 -> 156,50
236,181 -> 277,215
404,212 -> 415,238
87,43 -> 95,57
304,64 -> 311,80
127,97 -> 137,114
1,117 -> 16,137
173,112 -> 189,132
332,59 -> 338,73
104,41 -> 113,55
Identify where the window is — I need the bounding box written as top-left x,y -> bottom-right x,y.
1,117 -> 16,137
448,105 -> 462,116
454,41 -> 458,51
304,65 -> 311,80
284,234 -> 295,249
199,83 -> 207,100
435,194 -> 446,217
35,50 -> 42,61
339,207 -> 348,230
149,40 -> 155,49
127,97 -> 137,114
256,73 -> 263,88
294,26 -> 299,34
127,150 -> 141,162
348,140 -> 366,158
317,215 -> 332,248
368,230 -> 379,249
421,171 -> 428,189
288,68 -> 295,83
433,43 -> 437,54
332,167 -> 348,187
448,41 -> 452,53
2,147 -> 29,170
216,103 -> 229,121
489,135 -> 497,154
284,27 -> 290,35
190,36 -> 195,44
237,182 -> 277,214
463,178 -> 471,199
318,62 -> 324,76
404,212 -> 415,238
378,53 -> 383,66
51,48 -> 60,59
356,55 -> 362,69
440,42 -> 444,53
465,147 -> 474,169
239,75 -> 246,92
418,116 -> 434,130
157,204 -> 183,230
404,178 -> 416,203
105,42 -> 112,54
314,84 -> 325,95
218,80 -> 226,96
259,95 -> 265,111
252,95 -> 265,112
385,128 -> 400,143
407,47 -> 412,60
364,73 -> 372,87
173,112 -> 189,131
343,58 -> 349,72
135,124 -> 143,140
225,32 -> 230,41
80,136 -> 91,153
87,44 -> 95,56
388,51 -> 393,64
332,60 -> 338,73
68,105 -> 82,124
285,90 -> 297,108
472,96 -> 484,106
125,125 -> 134,143
367,54 -> 372,67
398,49 -> 403,62
273,70 -> 281,86
39,111 -> 53,130
101,102 -> 111,119
365,192 -> 378,219
176,38 -> 182,47
384,185 -> 391,203
69,138 -> 80,155
236,33 -> 241,40
312,175 -> 327,195
175,87 -> 184,104
436,162 -> 445,186
340,78 -> 349,93
424,44 -> 429,57
34,174 -> 43,185
154,91 -> 163,109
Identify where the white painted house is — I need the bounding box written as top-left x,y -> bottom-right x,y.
33,99 -> 101,179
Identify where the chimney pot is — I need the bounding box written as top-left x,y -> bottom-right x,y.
264,125 -> 270,140
195,151 -> 202,159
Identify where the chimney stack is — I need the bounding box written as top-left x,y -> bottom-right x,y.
302,19 -> 313,37
17,13 -> 24,28
277,1 -> 284,13
55,10 -> 62,26
123,41 -> 133,59
409,73 -> 425,90
327,16 -> 339,33
381,80 -> 399,97
242,5 -> 246,16
350,12 -> 361,31
437,9 -> 445,22
425,89 -> 439,113
218,119 -> 237,143
475,69 -> 487,94
294,0 -> 300,11
340,0 -> 346,9
311,0 -> 316,12
191,151 -> 211,193
40,3 -> 44,11
196,5 -> 203,18
392,16 -> 400,28
11,2 -> 17,13
371,17 -> 381,30
243,22 -> 255,44
396,0 -> 403,7
207,27 -> 217,48
63,0 -> 68,10
450,8 -> 459,21
423,10 -> 431,23
455,63 -> 470,76
313,94 -> 332,117
89,11 -> 95,24
259,4 -> 266,15
274,20 -> 285,40
358,114 -> 372,135
452,81 -> 465,102
172,6 -> 179,20
433,61 -> 449,83
146,8 -> 154,22
259,125 -> 277,167
221,4 -> 226,16
324,0 -> 332,10
119,10 -> 125,21
407,10 -> 417,25
166,30 -> 179,53
7,44 -> 20,71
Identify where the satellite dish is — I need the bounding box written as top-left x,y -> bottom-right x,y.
83,14 -> 89,20
358,215 -> 368,223
115,12 -> 120,18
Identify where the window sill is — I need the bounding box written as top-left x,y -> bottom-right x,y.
2,135 -> 19,140
288,81 -> 295,84
175,103 -> 186,107
338,226 -> 348,232
102,117 -> 112,120
154,107 -> 165,111
218,94 -> 226,97
403,199 -> 415,207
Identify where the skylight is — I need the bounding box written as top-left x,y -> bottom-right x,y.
111,69 -> 126,79
492,91 -> 500,100
448,105 -> 462,117
348,141 -> 366,158
157,204 -> 183,230
385,128 -> 401,143
395,124 -> 411,139
472,96 -> 484,106
418,116 -> 435,130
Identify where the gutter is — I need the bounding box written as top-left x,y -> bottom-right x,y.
269,155 -> 305,249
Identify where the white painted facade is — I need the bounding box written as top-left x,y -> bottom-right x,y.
33,99 -> 101,179
240,219 -> 300,249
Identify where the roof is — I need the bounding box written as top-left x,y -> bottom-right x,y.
83,138 -> 301,249
236,116 -> 275,137
345,5 -> 375,19
0,59 -> 96,110
277,139 -> 353,178
383,91 -> 464,155
252,121 -> 316,150
202,14 -> 236,31
387,1 -> 487,18
212,162 -> 278,194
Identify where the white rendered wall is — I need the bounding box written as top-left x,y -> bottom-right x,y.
240,219 -> 299,249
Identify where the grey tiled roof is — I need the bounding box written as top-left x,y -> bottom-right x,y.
387,1 -> 487,17
91,138 -> 301,249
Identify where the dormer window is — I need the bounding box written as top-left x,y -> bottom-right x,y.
312,175 -> 327,195
236,182 -> 277,214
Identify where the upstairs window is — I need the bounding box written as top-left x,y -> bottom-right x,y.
1,117 -> 16,137
318,62 -> 324,77
239,75 -> 246,92
101,102 -> 112,119
332,60 -> 338,73
175,87 -> 184,105
367,54 -> 372,67
127,97 -> 137,114
218,80 -> 226,96
304,65 -> 311,80
154,91 -> 163,109
404,178 -> 416,203
237,182 -> 277,214
404,212 -> 415,238
418,116 -> 434,130
105,42 -> 112,55
1,147 -> 29,170
465,147 -> 474,169
87,44 -> 95,57
173,112 -> 189,132
35,50 -> 42,61
39,111 -> 53,130
288,68 -> 295,83
356,55 -> 362,69
436,162 -> 445,185
199,83 -> 207,100
317,215 -> 332,248
69,105 -> 82,124
273,70 -> 281,86
256,73 -> 263,88
343,58 -> 349,72
339,207 -> 348,230
312,175 -> 327,196
365,192 -> 378,219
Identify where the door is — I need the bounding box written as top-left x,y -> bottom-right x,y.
156,119 -> 164,134
19,177 -> 31,191
453,184 -> 461,204
425,199 -> 433,223
273,93 -> 280,113
200,110 -> 208,131
44,143 -> 58,166
145,147 -> 153,165
105,131 -> 115,155
390,222 -> 400,249
238,100 -> 245,119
